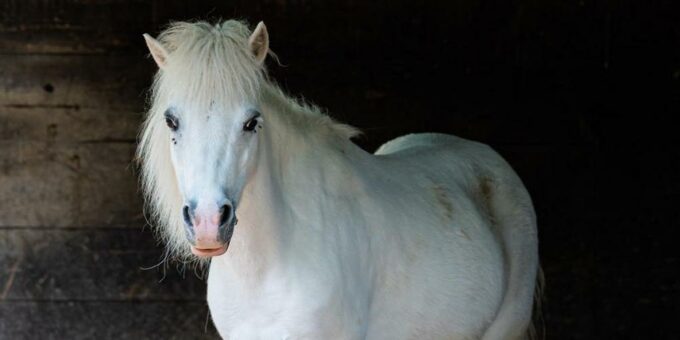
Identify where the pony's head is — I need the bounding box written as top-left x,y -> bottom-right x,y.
139,20 -> 270,259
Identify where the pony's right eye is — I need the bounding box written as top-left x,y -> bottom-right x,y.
165,115 -> 179,131
243,117 -> 258,132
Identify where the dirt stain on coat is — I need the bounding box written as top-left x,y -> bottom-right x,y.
476,176 -> 496,225
432,185 -> 454,221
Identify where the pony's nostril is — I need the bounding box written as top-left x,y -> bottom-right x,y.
183,205 -> 193,226
219,204 -> 232,226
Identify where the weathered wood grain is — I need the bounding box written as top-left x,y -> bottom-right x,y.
0,30 -> 137,55
0,142 -> 143,227
0,0 -> 152,32
0,228 -> 206,301
0,55 -> 153,110
0,301 -> 219,339
0,0 -> 174,54
0,107 -> 140,142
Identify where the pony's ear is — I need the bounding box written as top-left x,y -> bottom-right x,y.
248,21 -> 269,64
143,33 -> 169,69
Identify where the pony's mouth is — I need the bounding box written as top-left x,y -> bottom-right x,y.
191,244 -> 228,257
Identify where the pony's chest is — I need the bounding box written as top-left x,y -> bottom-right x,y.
207,276 -> 297,338
206,263 -> 358,339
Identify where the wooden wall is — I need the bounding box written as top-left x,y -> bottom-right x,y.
0,1 -> 219,338
1,0 -> 678,338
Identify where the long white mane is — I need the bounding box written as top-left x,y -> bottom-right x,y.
137,20 -> 359,262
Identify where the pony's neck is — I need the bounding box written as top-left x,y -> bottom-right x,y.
216,83 -> 371,279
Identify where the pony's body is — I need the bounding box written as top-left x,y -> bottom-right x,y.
205,86 -> 536,339
139,20 -> 538,340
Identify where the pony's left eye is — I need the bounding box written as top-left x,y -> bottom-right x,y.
243,117 -> 259,132
165,115 -> 179,131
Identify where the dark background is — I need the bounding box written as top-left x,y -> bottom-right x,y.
1,0 -> 678,339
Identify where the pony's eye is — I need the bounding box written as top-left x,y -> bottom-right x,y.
243,117 -> 258,132
165,116 -> 179,131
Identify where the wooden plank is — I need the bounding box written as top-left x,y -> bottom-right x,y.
0,0 -> 152,32
0,301 -> 219,339
0,0 -> 152,54
0,229 -> 206,301
0,107 -> 140,142
0,29 -> 147,55
0,142 -> 143,227
0,55 -> 153,110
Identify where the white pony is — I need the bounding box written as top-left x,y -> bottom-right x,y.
139,20 -> 539,339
